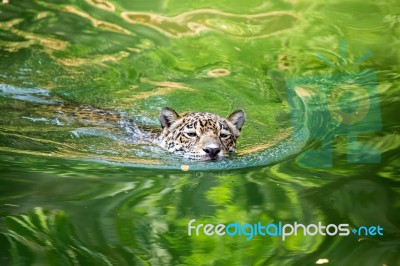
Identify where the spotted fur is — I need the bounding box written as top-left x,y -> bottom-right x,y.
155,107 -> 245,161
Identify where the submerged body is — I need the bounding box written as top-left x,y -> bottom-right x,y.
29,102 -> 245,161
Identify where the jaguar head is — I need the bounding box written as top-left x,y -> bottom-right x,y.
159,107 -> 245,161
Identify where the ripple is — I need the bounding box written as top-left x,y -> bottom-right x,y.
86,0 -> 115,12
121,9 -> 299,39
33,1 -> 130,35
0,18 -> 69,53
64,6 -> 131,35
121,78 -> 195,102
0,84 -> 313,171
207,68 -> 230,77
56,51 -> 130,67
0,84 -> 61,104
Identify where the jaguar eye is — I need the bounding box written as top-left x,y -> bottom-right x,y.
220,133 -> 230,138
186,132 -> 197,137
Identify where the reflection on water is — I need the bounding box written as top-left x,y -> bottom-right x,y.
0,0 -> 399,265
86,0 -> 116,12
0,155 -> 399,265
121,9 -> 298,38
0,17 -> 68,54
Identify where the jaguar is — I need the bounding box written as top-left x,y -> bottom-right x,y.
52,104 -> 245,161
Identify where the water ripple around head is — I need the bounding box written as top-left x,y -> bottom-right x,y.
0,83 -> 320,171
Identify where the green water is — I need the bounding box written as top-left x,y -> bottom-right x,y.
0,0 -> 399,265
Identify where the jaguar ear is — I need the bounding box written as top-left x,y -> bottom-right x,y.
160,107 -> 180,129
227,109 -> 245,132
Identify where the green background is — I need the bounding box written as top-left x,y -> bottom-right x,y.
0,0 -> 399,265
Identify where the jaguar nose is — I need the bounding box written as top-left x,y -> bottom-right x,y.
203,147 -> 221,159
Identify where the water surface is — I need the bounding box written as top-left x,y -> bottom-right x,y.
0,0 -> 399,265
